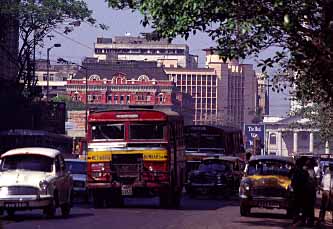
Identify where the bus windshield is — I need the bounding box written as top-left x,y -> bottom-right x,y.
129,122 -> 166,140
91,123 -> 125,140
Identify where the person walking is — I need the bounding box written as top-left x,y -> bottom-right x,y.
303,158 -> 317,227
318,165 -> 332,225
291,157 -> 309,226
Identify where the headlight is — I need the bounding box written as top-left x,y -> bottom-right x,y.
244,183 -> 251,191
0,187 -> 9,197
288,185 -> 294,192
39,180 -> 49,192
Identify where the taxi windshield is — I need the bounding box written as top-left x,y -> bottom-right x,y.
198,162 -> 230,172
247,160 -> 293,177
1,154 -> 53,172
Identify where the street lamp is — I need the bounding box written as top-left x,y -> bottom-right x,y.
46,43 -> 61,101
57,58 -> 88,134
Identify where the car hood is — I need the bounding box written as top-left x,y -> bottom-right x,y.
70,173 -> 86,182
246,175 -> 291,189
0,170 -> 53,188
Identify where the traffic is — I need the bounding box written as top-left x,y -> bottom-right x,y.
0,107 -> 331,228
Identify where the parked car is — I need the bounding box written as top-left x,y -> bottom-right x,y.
64,159 -> 88,201
0,147 -> 73,217
185,156 -> 244,197
239,155 -> 295,217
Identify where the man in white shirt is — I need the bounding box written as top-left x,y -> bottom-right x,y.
318,166 -> 332,224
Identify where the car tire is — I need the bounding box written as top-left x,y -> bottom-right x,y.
6,209 -> 15,217
61,203 -> 71,218
240,202 -> 250,217
44,203 -> 56,218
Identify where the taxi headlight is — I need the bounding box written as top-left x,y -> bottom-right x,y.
0,187 -> 9,197
244,183 -> 251,191
39,180 -> 49,193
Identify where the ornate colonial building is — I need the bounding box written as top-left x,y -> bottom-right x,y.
66,58 -> 194,124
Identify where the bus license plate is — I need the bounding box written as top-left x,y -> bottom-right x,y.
4,202 -> 28,208
121,185 -> 133,196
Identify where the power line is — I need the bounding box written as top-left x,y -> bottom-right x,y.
52,29 -> 93,51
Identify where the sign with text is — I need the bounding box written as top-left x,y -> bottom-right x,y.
244,124 -> 265,151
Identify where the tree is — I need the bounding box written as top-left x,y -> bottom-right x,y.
0,0 -> 105,100
107,0 -> 333,139
52,95 -> 85,111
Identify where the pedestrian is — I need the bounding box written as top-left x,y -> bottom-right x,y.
317,165 -> 332,226
291,156 -> 309,225
303,158 -> 317,226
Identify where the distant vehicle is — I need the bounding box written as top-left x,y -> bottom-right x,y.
65,159 -> 88,201
86,108 -> 185,208
239,155 -> 295,217
184,125 -> 244,174
185,156 -> 244,197
0,147 -> 73,217
0,129 -> 73,155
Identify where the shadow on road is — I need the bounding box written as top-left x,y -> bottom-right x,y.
1,212 -> 94,223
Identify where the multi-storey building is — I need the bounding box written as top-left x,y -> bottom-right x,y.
165,52 -> 257,128
93,36 -> 198,68
66,58 -> 194,124
35,59 -> 79,99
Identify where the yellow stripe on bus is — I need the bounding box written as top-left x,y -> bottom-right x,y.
87,149 -> 168,162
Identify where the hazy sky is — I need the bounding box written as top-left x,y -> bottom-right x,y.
41,0 -> 290,117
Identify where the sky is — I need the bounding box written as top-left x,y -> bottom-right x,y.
41,0 -> 291,118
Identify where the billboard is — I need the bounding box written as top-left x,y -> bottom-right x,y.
244,124 -> 265,154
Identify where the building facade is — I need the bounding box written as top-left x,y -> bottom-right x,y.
165,53 -> 258,128
66,58 -> 194,124
35,59 -> 79,99
93,36 -> 198,68
256,72 -> 269,118
264,116 -> 332,156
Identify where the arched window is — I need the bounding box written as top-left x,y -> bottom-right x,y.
89,74 -> 101,81
138,74 -> 149,82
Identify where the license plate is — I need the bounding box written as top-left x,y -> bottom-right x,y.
257,201 -> 279,208
121,185 -> 133,196
4,202 -> 28,208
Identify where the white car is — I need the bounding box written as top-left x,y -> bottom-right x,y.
0,147 -> 73,217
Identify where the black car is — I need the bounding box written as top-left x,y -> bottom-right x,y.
185,156 -> 244,197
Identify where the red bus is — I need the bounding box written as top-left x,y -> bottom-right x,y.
86,108 -> 185,208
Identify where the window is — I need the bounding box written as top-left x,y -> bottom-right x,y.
120,95 -> 124,104
1,154 -> 54,172
126,95 -> 130,104
129,122 -> 166,140
270,133 -> 277,145
43,74 -> 47,81
91,123 -> 125,140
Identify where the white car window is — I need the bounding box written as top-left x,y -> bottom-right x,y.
1,154 -> 53,172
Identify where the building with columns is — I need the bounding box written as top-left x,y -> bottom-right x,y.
264,116 -> 332,156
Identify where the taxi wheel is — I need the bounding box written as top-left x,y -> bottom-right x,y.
61,203 -> 71,218
240,202 -> 250,217
6,209 -> 15,217
44,196 -> 57,218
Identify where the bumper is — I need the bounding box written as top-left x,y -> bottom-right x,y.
186,183 -> 227,193
240,196 -> 291,209
0,195 -> 53,210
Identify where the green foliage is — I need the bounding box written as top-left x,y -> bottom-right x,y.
0,0 -> 106,100
52,95 -> 85,111
107,0 -> 333,139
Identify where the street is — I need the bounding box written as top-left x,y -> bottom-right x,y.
1,194 -> 295,229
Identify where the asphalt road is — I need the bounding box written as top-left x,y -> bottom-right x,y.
0,194 -> 304,229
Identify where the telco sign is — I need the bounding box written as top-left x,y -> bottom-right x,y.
244,124 -> 265,150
